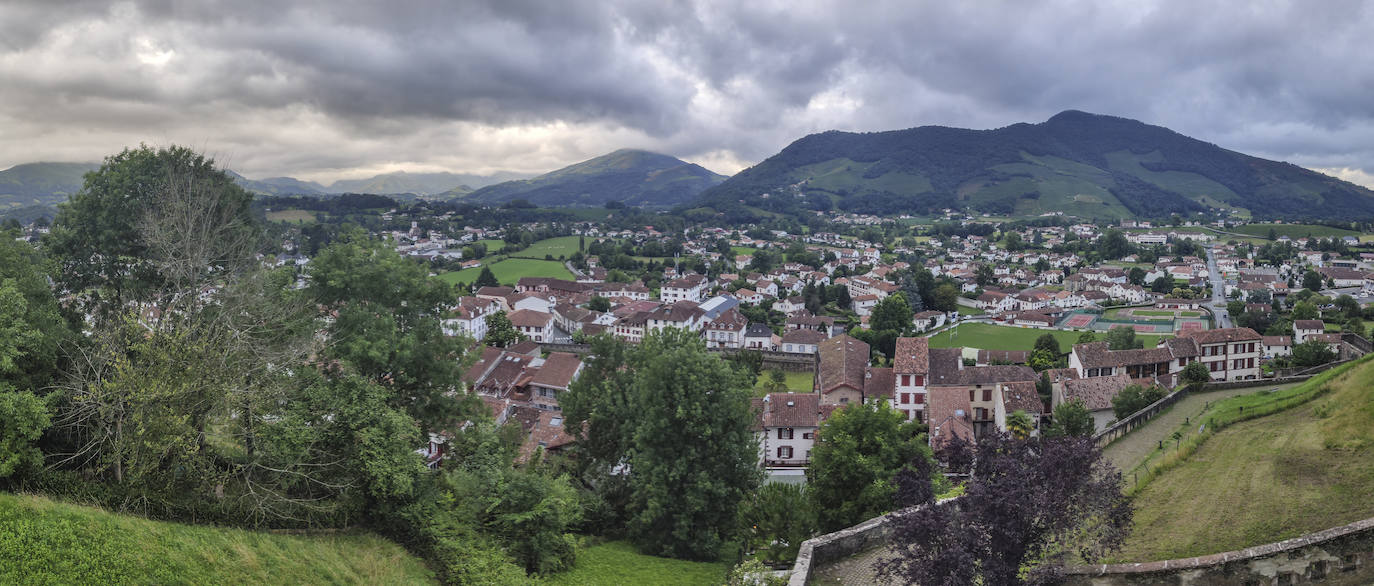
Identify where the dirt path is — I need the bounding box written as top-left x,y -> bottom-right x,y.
1102,381 -> 1303,479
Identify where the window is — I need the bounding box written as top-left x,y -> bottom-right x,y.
900,393 -> 910,405
969,390 -> 975,402
778,428 -> 793,440
982,389 -> 992,402
914,375 -> 923,386
901,374 -> 910,386
914,393 -> 925,405
802,431 -> 814,440
777,446 -> 793,459
916,410 -> 925,424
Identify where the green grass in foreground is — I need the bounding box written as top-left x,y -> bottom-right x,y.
534,541 -> 729,586
754,370 -> 815,396
0,492 -> 433,585
1114,356 -> 1374,562
436,258 -> 574,286
927,322 -> 1166,352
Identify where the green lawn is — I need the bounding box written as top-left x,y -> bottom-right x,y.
1230,223 -> 1360,240
265,209 -> 319,223
754,370 -> 815,396
535,541 -> 729,586
1114,359 -> 1374,562
436,258 -> 574,286
927,323 -> 1166,351
475,239 -> 506,253
956,305 -> 986,316
730,246 -> 759,257
1132,309 -> 1195,317
0,492 -> 433,585
510,236 -> 584,260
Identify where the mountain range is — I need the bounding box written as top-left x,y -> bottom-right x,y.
458,149 -> 727,207
692,110 -> 1374,221
4,111 -> 1373,221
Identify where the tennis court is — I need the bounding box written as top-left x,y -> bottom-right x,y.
1177,319 -> 1207,332
1061,313 -> 1098,328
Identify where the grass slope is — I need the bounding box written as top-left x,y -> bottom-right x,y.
534,541 -> 729,586
1115,358 -> 1374,561
509,236 -> 583,259
1229,223 -> 1360,239
0,492 -> 433,585
265,209 -> 319,223
754,370 -> 815,396
927,322 -> 1166,352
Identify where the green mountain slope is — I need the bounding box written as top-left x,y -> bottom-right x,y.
0,492 -> 433,584
328,171 -> 528,195
694,110 -> 1374,221
464,149 -> 727,207
0,162 -> 97,207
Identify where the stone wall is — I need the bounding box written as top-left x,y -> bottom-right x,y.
787,498 -> 955,585
1062,516 -> 1374,585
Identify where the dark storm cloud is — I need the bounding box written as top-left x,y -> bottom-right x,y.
1,0 -> 1372,184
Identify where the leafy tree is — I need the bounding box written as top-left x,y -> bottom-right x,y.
563,329 -> 761,560
587,295 -> 611,312
474,266 -> 500,289
0,389 -> 49,479
743,482 -> 818,565
808,400 -> 931,531
1127,267 -> 1146,286
1028,348 -> 1059,372
1110,384 -> 1168,420
932,283 -> 960,312
1302,270 -> 1324,292
1105,325 -> 1142,350
1291,300 -> 1319,321
1097,229 -> 1131,260
1033,333 -> 1062,357
1035,371 -> 1053,410
485,311 -> 523,348
1045,399 -> 1095,437
308,232 -> 473,436
46,145 -> 257,321
1292,339 -> 1337,368
1076,331 -> 1098,344
1180,360 -> 1211,386
1335,294 -> 1361,319
869,292 -> 913,334
1150,275 -> 1174,293
880,433 -> 1131,585
0,239 -> 74,392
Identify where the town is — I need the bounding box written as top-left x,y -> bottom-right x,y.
243,199 -> 1374,484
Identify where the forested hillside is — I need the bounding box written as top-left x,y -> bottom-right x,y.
692,110 -> 1374,222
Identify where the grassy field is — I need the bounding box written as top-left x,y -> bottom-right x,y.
265,209 -> 319,223
0,492 -> 433,584
731,246 -> 759,257
535,541 -> 729,586
510,236 -> 584,260
475,238 -> 506,253
436,258 -> 573,286
1113,358 -> 1374,562
754,370 -> 815,396
956,305 -> 985,316
927,322 -> 1166,351
1230,223 -> 1360,240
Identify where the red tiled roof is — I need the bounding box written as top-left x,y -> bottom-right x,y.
1178,327 -> 1262,345
893,337 -> 930,374
817,334 -> 869,395
758,393 -> 823,428
530,352 -> 583,390
864,367 -> 894,401
1063,372 -> 1133,412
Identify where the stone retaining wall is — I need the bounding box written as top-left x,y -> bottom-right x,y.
787,498 -> 955,585
1062,516 -> 1374,585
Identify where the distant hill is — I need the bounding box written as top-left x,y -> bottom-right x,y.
463,149 -> 727,207
0,162 -> 97,207
693,110 -> 1374,221
328,171 -> 529,196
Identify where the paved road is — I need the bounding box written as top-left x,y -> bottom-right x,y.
1204,246 -> 1231,328
1102,381 -> 1302,480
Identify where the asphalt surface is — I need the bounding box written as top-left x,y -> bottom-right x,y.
1205,246 -> 1231,328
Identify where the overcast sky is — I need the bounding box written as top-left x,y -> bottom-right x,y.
2,0 -> 1372,187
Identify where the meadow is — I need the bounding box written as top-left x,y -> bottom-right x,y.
0,492 -> 433,584
1113,357 -> 1374,562
753,370 -> 815,396
1230,223 -> 1360,240
926,322 -> 1166,351
436,258 -> 573,286
265,209 -> 319,223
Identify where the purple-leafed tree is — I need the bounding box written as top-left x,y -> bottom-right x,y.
880,432 -> 1132,585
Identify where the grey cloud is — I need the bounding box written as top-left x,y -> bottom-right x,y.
1,0 -> 1373,184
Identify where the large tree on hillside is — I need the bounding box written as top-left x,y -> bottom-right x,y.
307,230 -> 475,436
562,329 -> 761,560
880,433 -> 1132,585
46,145 -> 257,320
807,400 -> 933,531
